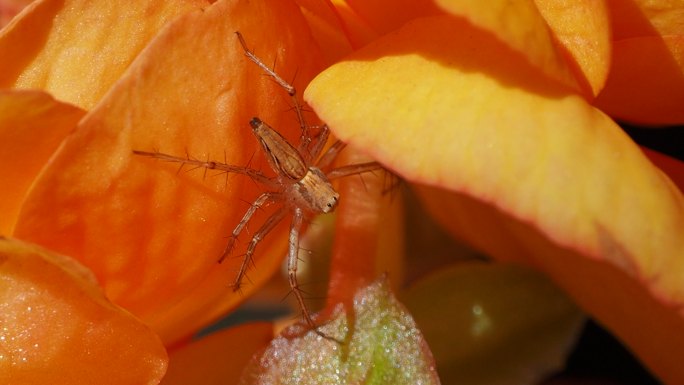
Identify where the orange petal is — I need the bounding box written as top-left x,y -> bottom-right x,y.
327,149 -> 404,307
0,0 -> 33,27
341,0 -> 443,35
0,0 -> 206,110
595,35 -> 684,125
13,0 -> 324,344
0,237 -> 167,385
0,90 -> 85,235
534,0 -> 611,96
435,0 -> 578,91
329,0 -> 379,48
294,0 -> 354,62
161,323 -> 273,385
607,0 -> 684,39
595,0 -> 684,125
305,15 -> 684,383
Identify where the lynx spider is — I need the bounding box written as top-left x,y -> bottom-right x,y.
134,32 -> 383,333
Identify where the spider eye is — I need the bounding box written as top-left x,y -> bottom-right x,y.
326,203 -> 332,208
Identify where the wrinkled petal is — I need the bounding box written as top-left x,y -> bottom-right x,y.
0,237 -> 167,385
0,0 -> 205,110
305,15 -> 684,383
534,0 -> 611,96
240,277 -> 439,385
13,0 -> 324,344
162,323 -> 273,385
0,90 -> 85,234
401,262 -> 585,385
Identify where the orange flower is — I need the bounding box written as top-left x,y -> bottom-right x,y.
1,0 -> 683,384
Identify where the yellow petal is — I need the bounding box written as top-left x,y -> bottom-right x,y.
534,0 -> 611,96
0,237 -> 167,385
0,0 -> 206,110
0,90 -> 85,234
14,0 -> 324,344
435,0 -> 578,90
305,15 -> 684,383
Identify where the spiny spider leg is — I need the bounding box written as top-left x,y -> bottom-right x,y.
133,150 -> 276,187
307,124 -> 330,162
232,206 -> 288,291
326,162 -> 385,180
234,31 -> 313,157
218,191 -> 281,264
287,208 -> 316,327
316,139 -> 346,170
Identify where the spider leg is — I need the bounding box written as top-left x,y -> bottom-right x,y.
287,208 -> 314,326
286,209 -> 341,342
326,161 -> 385,180
219,191 -> 280,263
316,139 -> 346,170
133,150 -> 276,187
307,124 -> 330,162
234,32 -> 311,150
231,202 -> 287,292
285,208 -> 321,329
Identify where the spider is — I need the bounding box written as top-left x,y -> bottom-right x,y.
134,32 -> 384,333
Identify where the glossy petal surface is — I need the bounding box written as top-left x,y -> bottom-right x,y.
305,13 -> 684,384
0,237 -> 167,385
13,0 -> 323,344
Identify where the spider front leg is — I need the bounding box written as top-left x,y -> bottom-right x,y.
235,32 -> 309,145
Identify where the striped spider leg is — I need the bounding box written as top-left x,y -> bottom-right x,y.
134,32 -> 384,335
